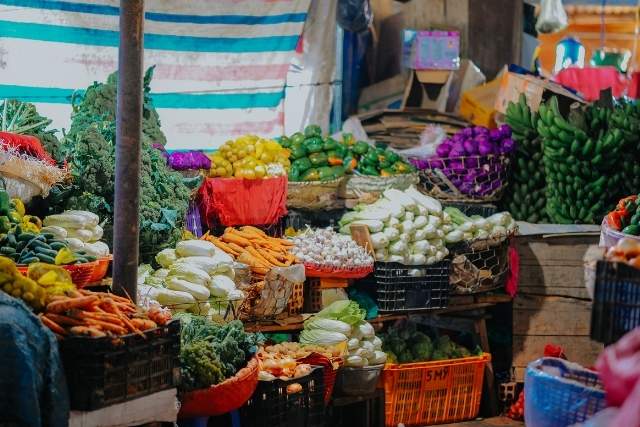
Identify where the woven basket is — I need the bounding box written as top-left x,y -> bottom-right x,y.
178,356 -> 260,418
287,178 -> 346,210
339,173 -> 419,207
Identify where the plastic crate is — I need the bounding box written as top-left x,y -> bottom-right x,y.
443,201 -> 498,218
374,260 -> 451,313
59,319 -> 180,411
590,260 -> 640,344
286,280 -> 304,316
524,357 -> 606,427
448,236 -> 511,294
240,366 -> 325,427
381,354 -> 490,427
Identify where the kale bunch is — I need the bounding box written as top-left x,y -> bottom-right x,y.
49,66 -> 190,257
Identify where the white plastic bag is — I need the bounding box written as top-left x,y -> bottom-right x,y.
536,0 -> 568,34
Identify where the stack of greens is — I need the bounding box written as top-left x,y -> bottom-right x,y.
176,314 -> 263,391
502,94 -> 548,222
48,67 -> 190,254
538,97 -> 625,223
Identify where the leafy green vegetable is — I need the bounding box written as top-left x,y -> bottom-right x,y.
180,340 -> 225,391
315,300 -> 366,326
46,67 -> 190,257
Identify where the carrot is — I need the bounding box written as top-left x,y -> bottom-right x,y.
238,251 -> 270,269
257,249 -> 287,267
80,290 -> 132,304
76,311 -> 125,325
40,314 -> 66,335
70,326 -> 106,338
131,318 -> 157,331
86,319 -> 128,335
240,226 -> 266,237
227,242 -> 247,254
45,313 -> 85,327
221,232 -> 252,247
47,295 -> 69,302
252,266 -> 270,276
102,298 -> 144,336
46,296 -> 99,314
209,237 -> 239,256
247,246 -> 276,267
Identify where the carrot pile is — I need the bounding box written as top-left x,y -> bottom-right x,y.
39,289 -> 170,339
202,226 -> 296,281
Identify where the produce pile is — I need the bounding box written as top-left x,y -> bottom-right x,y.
412,125 -> 515,198
40,289 -> 170,339
0,192 -> 41,234
283,125 -> 415,181
605,237 -> 640,268
339,187 -> 452,265
169,151 -> 211,171
176,314 -> 262,391
49,67 -> 190,254
42,211 -> 109,258
443,208 -> 516,243
139,239 -> 243,315
257,341 -> 342,381
209,135 -> 290,179
380,322 -> 481,364
604,195 -> 640,236
202,226 -> 296,281
538,97 -> 625,223
0,258 -> 74,311
502,93 -> 548,222
290,227 -> 373,274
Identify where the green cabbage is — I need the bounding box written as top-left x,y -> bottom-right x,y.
315,300 -> 366,326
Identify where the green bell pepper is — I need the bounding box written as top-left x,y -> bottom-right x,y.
343,155 -> 357,172
290,143 -> 308,160
353,141 -> 370,155
290,132 -> 305,146
301,168 -> 320,181
392,161 -> 413,174
359,165 -> 379,176
623,224 -> 640,235
362,150 -> 379,166
278,135 -> 291,149
342,132 -> 355,146
304,124 -> 322,138
309,152 -> 328,167
318,166 -> 335,181
305,136 -> 324,153
386,150 -> 400,164
0,216 -> 10,234
331,165 -> 345,178
323,137 -> 338,151
0,191 -> 10,216
335,144 -> 348,158
288,165 -> 301,181
292,157 -> 312,172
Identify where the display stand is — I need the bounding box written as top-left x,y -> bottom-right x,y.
69,389 -> 179,427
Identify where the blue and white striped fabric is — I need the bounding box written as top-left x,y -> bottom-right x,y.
0,0 -> 311,150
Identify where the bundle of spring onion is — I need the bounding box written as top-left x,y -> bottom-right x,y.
443,208 -> 517,243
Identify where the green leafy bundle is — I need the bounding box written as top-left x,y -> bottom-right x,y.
49,67 -> 190,255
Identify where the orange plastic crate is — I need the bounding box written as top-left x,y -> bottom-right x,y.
381,353 -> 490,426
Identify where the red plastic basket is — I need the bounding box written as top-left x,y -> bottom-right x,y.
304,263 -> 373,279
178,356 -> 259,418
17,260 -> 103,287
88,256 -> 111,284
299,352 -> 343,404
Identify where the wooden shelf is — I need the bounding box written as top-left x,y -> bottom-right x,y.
243,292 -> 512,333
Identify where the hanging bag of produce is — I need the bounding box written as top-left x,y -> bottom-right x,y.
535,0 -> 568,34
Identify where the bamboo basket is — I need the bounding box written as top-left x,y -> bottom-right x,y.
287,177 -> 346,210
339,173 -> 419,207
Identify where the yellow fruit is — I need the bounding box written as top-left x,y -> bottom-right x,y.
22,292 -> 34,302
3,283 -> 12,293
11,288 -> 21,298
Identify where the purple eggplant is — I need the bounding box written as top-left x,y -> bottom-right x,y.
499,138 -> 516,154
428,157 -> 445,169
473,126 -> 489,137
436,140 -> 453,157
499,124 -> 512,139
489,128 -> 502,142
449,159 -> 465,175
463,139 -> 478,155
461,127 -> 474,138
476,136 -> 493,156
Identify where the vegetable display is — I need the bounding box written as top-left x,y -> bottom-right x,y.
40,288 -> 168,339
604,195 -> 640,236
290,227 -> 373,273
411,125 -> 515,198
299,300 -> 365,346
138,239 -> 243,316
339,187 -> 451,265
209,135 -> 290,179
43,210 -> 110,258
283,126 -> 415,181
344,320 -> 387,367
380,322 -> 481,363
538,97 -> 625,223
201,226 -> 296,281
257,342 -> 342,381
47,67 -> 190,254
0,191 -> 42,234
502,93 -> 548,222
176,314 -> 262,391
168,150 -> 212,171
605,237 -> 640,268
443,208 -> 516,243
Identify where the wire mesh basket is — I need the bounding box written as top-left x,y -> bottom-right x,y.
449,235 -> 512,294
416,154 -> 511,202
443,201 -> 498,218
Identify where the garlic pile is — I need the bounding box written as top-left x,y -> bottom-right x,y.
290,227 -> 373,270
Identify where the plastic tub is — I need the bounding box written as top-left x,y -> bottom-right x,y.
335,365 -> 384,397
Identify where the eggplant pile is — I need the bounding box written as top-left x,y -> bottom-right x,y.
537,97 -> 625,224
502,94 -> 548,223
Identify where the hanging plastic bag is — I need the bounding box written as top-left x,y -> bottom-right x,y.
536,0 -> 568,34
336,0 -> 372,33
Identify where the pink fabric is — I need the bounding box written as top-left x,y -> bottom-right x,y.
554,67 -> 628,101
595,328 -> 640,426
505,244 -> 519,297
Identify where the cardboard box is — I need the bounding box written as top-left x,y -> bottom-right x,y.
494,72 -> 584,116
402,30 -> 461,70
402,69 -> 454,112
459,78 -> 501,128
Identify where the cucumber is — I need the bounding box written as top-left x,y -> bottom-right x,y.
85,255 -> 97,262
31,240 -> 51,250
0,246 -> 15,255
6,234 -> 16,247
49,242 -> 66,251
35,254 -> 56,264
75,257 -> 88,264
35,247 -> 58,258
17,233 -> 36,242
15,241 -> 26,252
41,233 -> 55,241
19,256 -> 39,265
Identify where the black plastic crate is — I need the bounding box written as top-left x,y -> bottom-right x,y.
373,259 -> 451,313
240,366 -> 325,427
591,260 -> 640,344
286,208 -> 348,231
59,319 -> 181,411
443,201 -> 498,218
448,237 -> 511,294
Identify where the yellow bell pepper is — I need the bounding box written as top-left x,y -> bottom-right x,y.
11,198 -> 25,217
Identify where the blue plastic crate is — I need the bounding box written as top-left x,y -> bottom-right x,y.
524,358 -> 606,427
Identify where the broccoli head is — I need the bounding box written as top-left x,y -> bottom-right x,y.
411,337 -> 433,362
398,349 -> 414,364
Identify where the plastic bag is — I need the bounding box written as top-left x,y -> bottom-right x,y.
336,0 -> 372,33
536,0 -> 568,34
596,328 -> 640,427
